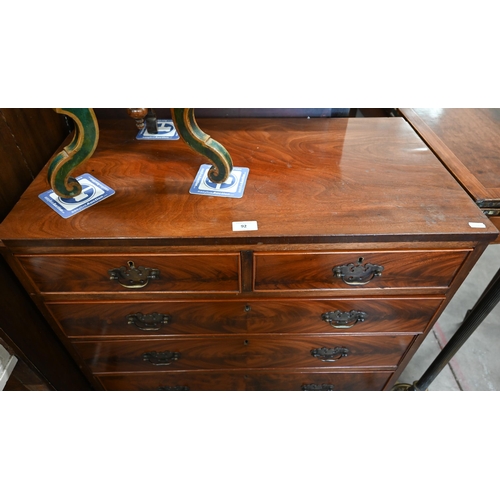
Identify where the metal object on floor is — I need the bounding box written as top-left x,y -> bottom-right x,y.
393,267 -> 500,391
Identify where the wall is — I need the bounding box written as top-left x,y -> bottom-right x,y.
0,109 -> 92,390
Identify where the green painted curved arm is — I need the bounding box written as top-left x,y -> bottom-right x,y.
48,108 -> 99,198
171,108 -> 233,183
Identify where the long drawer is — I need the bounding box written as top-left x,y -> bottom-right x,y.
254,250 -> 469,291
18,253 -> 241,293
72,334 -> 415,373
48,297 -> 442,338
97,370 -> 393,391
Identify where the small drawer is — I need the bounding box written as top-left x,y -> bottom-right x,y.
71,334 -> 415,373
97,370 -> 393,391
18,253 -> 240,293
48,297 -> 442,338
254,250 -> 469,291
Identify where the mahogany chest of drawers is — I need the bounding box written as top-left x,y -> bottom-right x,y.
0,117 -> 497,390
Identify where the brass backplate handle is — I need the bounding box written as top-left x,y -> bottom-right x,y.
333,259 -> 384,286
127,312 -> 171,331
322,310 -> 367,329
301,384 -> 335,391
109,261 -> 160,289
311,346 -> 350,362
143,351 -> 180,366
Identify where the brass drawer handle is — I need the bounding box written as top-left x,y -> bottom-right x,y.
109,260 -> 160,289
301,384 -> 334,391
322,310 -> 367,329
311,346 -> 350,362
143,351 -> 180,366
333,258 -> 384,286
158,386 -> 189,391
127,312 -> 171,331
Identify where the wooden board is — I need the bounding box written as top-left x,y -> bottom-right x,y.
0,117 -> 496,246
399,108 -> 500,208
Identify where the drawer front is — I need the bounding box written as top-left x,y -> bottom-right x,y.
97,370 -> 393,391
254,250 -> 469,291
18,253 -> 240,293
72,334 -> 415,373
48,298 -> 441,338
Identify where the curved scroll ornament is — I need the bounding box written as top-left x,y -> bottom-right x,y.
171,108 -> 233,183
47,108 -> 99,198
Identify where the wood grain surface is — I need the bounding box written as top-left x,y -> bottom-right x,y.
399,108 -> 500,206
48,297 -> 442,337
18,253 -> 240,293
2,115 -> 496,391
253,249 -> 469,290
0,118 -> 496,246
97,369 -> 392,391
72,334 -> 414,372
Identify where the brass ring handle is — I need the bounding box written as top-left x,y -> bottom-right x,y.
109,261 -> 160,289
333,259 -> 384,286
321,310 -> 367,329
311,346 -> 350,362
127,312 -> 171,331
143,351 -> 180,366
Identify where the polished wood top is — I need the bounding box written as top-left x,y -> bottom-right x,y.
0,117 -> 496,247
399,108 -> 500,207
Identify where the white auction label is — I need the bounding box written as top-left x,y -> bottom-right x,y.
232,221 -> 258,231
469,222 -> 487,228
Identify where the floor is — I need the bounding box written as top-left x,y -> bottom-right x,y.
399,244 -> 500,390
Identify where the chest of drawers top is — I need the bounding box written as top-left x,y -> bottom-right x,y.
0,117 -> 496,249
